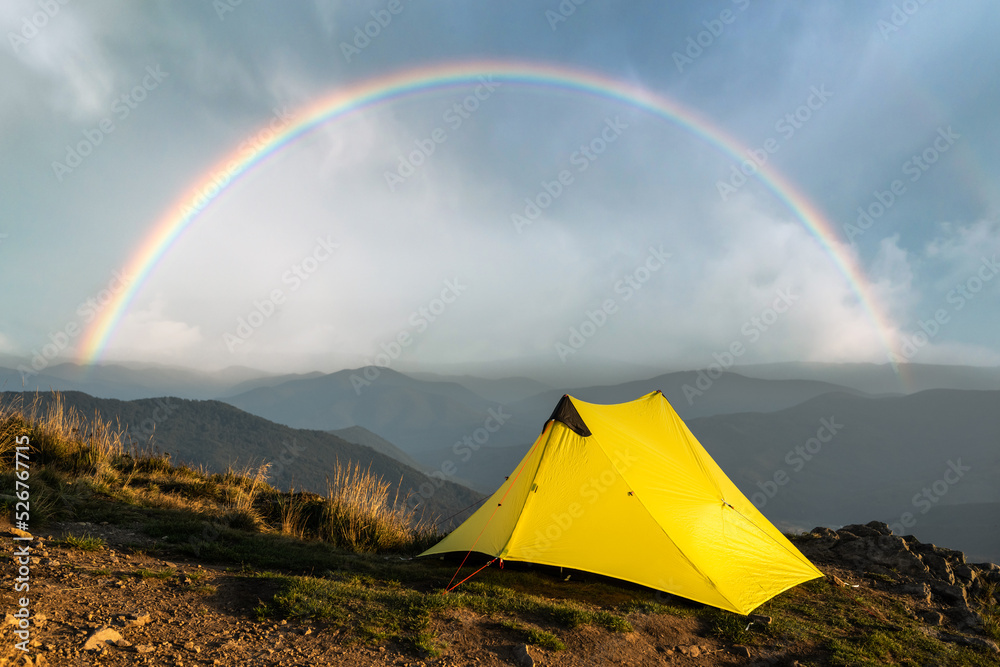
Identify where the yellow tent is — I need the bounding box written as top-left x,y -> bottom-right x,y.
420,391 -> 823,614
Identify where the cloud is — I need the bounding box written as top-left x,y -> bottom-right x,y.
107,297 -> 203,364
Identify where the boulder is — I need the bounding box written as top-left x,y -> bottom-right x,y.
512,643 -> 535,667
930,581 -> 968,606
916,609 -> 944,625
864,521 -> 893,536
922,553 -> 956,584
840,523 -> 883,538
893,582 -> 932,605
834,535 -> 928,575
947,603 -> 983,632
953,564 -> 978,585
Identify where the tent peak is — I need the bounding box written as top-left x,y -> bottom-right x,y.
547,395 -> 591,436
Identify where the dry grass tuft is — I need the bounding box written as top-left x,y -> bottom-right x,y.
321,461 -> 436,553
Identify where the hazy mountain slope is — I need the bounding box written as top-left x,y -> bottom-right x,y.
0,391 -> 482,523
328,425 -> 428,472
509,371 -> 865,424
736,361 -> 1000,395
2,362 -> 276,400
877,501 -> 1000,564
412,442 -> 534,496
223,367 -> 539,453
690,389 -> 1000,562
407,372 -> 552,404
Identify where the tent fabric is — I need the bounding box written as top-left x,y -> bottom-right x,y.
420,391 -> 823,614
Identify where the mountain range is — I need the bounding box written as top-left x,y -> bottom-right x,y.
3,359 -> 998,562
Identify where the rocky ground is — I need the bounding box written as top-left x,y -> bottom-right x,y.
0,520 -> 997,666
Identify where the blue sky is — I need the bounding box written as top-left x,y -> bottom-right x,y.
1,0 -> 998,380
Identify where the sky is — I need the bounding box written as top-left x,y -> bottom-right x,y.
2,0 -> 999,382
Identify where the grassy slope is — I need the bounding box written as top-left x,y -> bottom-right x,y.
0,391 -> 484,527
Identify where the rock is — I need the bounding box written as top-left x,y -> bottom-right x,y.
124,612 -> 152,627
973,562 -> 1000,584
134,645 -> 156,654
679,644 -> 702,657
947,603 -> 983,632
940,632 -> 999,653
894,582 -> 932,605
930,581 -> 968,606
810,527 -> 838,539
8,527 -> 32,538
910,542 -> 966,565
83,626 -> 124,652
916,609 -> 944,625
748,614 -> 772,625
512,643 -> 535,667
834,535 -> 927,575
730,645 -> 751,657
840,523 -> 882,538
954,564 -> 978,585
922,553 -> 956,584
864,521 -> 893,536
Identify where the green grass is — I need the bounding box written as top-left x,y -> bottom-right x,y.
499,619 -> 567,651
133,567 -> 176,580
253,564 -> 637,656
63,533 -> 105,551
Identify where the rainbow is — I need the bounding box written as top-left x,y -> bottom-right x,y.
76,59 -> 904,380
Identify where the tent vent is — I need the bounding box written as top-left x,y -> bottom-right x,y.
547,395 -> 592,436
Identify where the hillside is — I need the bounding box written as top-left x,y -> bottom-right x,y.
2,397 -> 999,665
0,391 -> 482,525
223,367 -> 541,455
